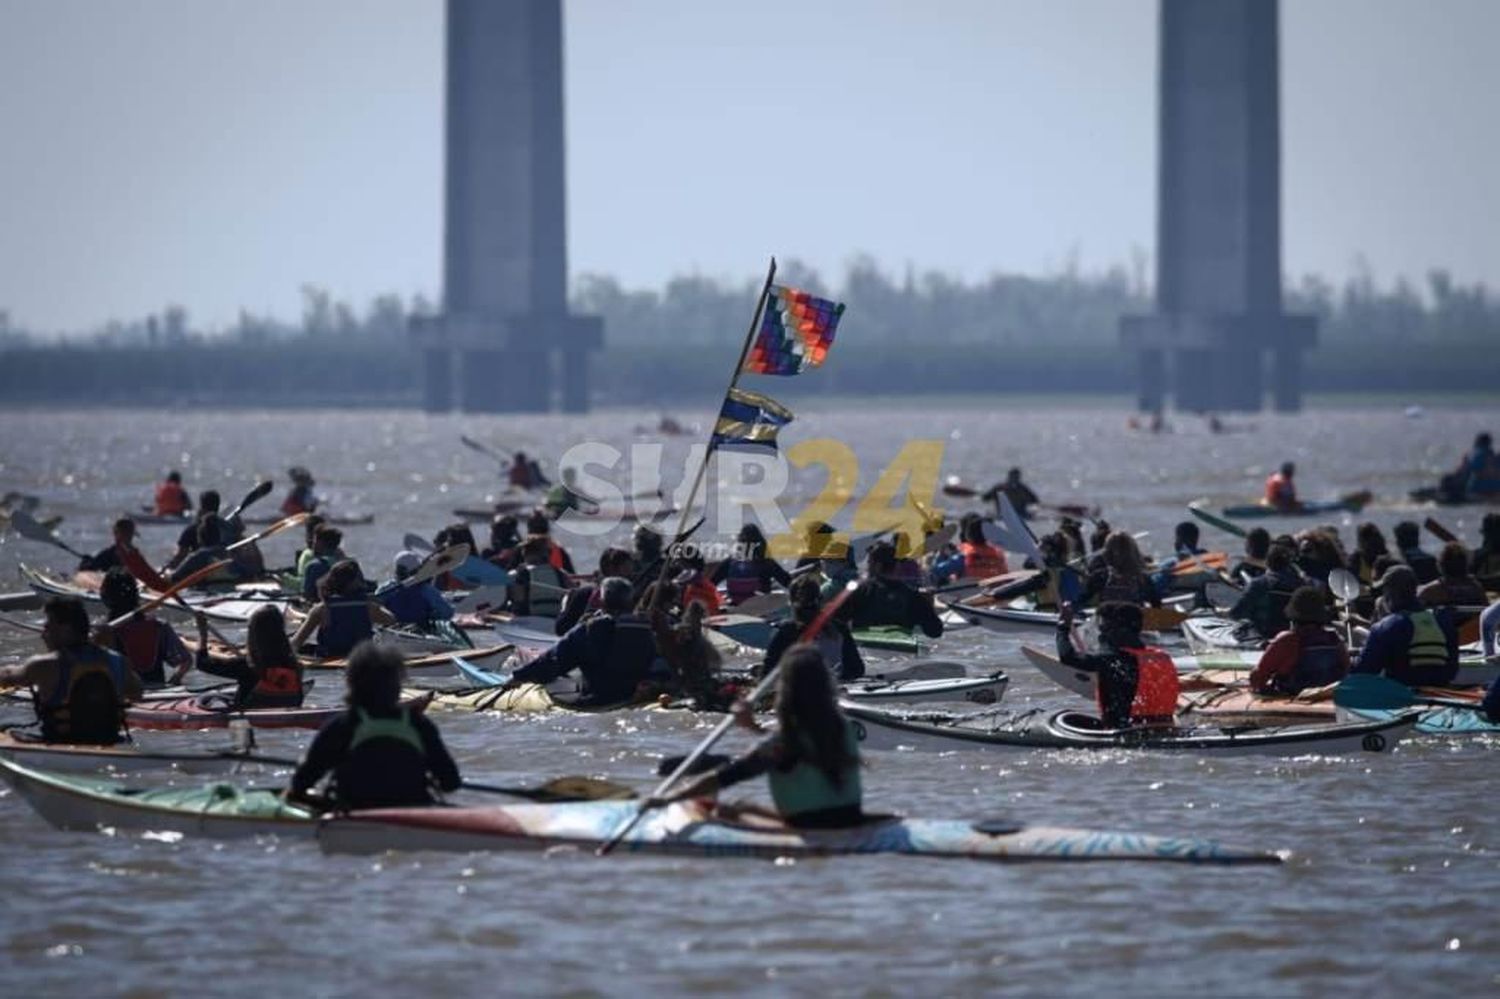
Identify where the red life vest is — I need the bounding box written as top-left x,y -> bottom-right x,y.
681,575 -> 722,614
112,616 -> 172,684
253,663 -> 303,699
546,540 -> 569,572
154,481 -> 190,516
1264,472 -> 1296,507
1107,646 -> 1180,720
959,541 -> 1008,580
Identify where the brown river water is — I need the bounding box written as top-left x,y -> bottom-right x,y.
0,401 -> 1495,995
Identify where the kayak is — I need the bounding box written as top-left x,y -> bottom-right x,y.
1219,491 -> 1373,519
841,703 -> 1419,756
1180,616 -> 1263,654
1407,486 -> 1500,507
20,564 -> 284,624
190,637 -> 514,674
946,594 -> 1191,638
0,731 -> 279,776
451,505 -> 678,525
1333,674 -> 1497,736
241,512 -> 374,526
842,671 -> 1007,706
0,758 -> 316,837
125,691 -> 432,731
851,625 -> 926,655
1337,703 -> 1499,736
486,614 -> 742,659
412,683 -> 627,715
706,615 -> 925,656
318,796 -> 1279,864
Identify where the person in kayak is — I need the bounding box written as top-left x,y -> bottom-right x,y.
1264,462 -> 1298,511
1460,432 -> 1500,497
1346,523 -> 1391,586
1056,601 -> 1179,728
981,532 -> 1083,610
652,644 -> 864,829
287,642 -> 459,811
153,470 -> 191,517
792,522 -> 859,596
1227,544 -> 1305,641
290,560 -> 395,660
508,577 -> 656,706
1229,527 -> 1272,584
299,524 -> 343,602
1417,542 -> 1487,609
193,605 -> 305,708
482,513 -> 522,568
523,511 -> 575,574
955,515 -> 1008,580
1470,513 -> 1500,587
1247,586 -> 1351,695
762,575 -> 864,683
510,537 -> 571,619
0,597 -> 141,744
980,468 -> 1040,519
1293,529 -> 1343,587
555,546 -> 636,633
839,541 -> 944,638
1082,532 -> 1161,608
376,551 -> 455,627
544,467 -> 596,519
78,517 -> 170,592
280,466 -> 318,517
92,569 -> 193,686
166,516 -> 245,586
711,524 -> 791,605
1390,521 -> 1439,584
1352,565 -> 1459,687
629,524 -> 666,601
672,549 -> 722,616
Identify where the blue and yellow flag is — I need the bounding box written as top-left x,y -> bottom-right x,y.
711,387 -> 794,451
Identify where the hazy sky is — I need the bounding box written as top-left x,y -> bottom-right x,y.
0,0 -> 1495,332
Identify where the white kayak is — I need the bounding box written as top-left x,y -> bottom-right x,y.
841,671 -> 1007,706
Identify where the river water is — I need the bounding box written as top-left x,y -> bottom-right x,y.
0,401 -> 1495,996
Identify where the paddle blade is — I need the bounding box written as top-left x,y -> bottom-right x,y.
1333,674 -> 1415,711
7,509 -> 86,559
231,480 -> 274,517
406,543 -> 469,587
402,532 -> 436,555
1328,568 -> 1361,603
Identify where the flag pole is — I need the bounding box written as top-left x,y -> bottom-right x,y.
655,256 -> 777,579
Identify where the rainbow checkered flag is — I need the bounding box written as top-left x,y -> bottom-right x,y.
742,286 -> 845,376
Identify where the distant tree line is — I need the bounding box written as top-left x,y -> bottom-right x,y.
0,260 -> 1495,406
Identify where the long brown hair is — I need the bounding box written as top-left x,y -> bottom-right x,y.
246,604 -> 296,669
776,645 -> 855,788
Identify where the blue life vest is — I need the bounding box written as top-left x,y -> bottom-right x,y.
724,559 -> 762,604
318,600 -> 374,659
39,645 -> 130,744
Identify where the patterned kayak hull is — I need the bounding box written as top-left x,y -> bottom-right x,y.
125,692 -> 432,731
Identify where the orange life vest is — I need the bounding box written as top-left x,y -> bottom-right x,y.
958,541 -> 1008,580
1107,646 -> 1180,720
681,575 -> 722,615
252,663 -> 303,699
1264,472 -> 1295,507
154,481 -> 190,516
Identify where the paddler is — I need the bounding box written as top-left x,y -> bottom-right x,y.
1459,432 -> 1500,497
286,642 -> 459,811
153,470 -> 191,517
980,468 -> 1040,519
1346,523 -> 1391,587
192,604 -> 305,708
509,537 -> 571,618
0,597 -> 141,744
672,549 -> 722,616
555,547 -> 636,633
629,524 -> 666,598
793,521 -> 858,595
376,551 -> 455,627
1229,527 -> 1272,584
93,568 -> 193,686
1056,601 -> 1179,728
280,466 -> 318,517
543,466 -> 593,518
1081,532 -> 1161,608
1470,513 -> 1500,586
1247,586 -> 1350,695
649,645 -> 864,829
299,524 -> 344,601
1417,542 -> 1487,609
838,541 -> 943,638
762,576 -> 864,682
166,516 -> 246,586
508,577 -> 656,706
78,516 -> 170,592
1227,544 -> 1305,641
523,511 -> 575,574
1391,521 -> 1439,584
987,532 -> 1083,610
1264,461 -> 1298,512
289,560 -> 396,660
956,514 -> 1008,580
482,513 -> 522,568
163,490 -> 245,575
711,524 -> 791,606
1351,565 -> 1458,687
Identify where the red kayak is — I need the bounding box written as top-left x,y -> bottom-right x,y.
126,692 -> 431,731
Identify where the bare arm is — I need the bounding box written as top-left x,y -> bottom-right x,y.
369,602 -> 396,627
289,605 -> 324,653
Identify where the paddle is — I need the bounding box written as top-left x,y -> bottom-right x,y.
1332,674 -> 1483,714
7,508 -> 89,560
224,480 -> 274,521
597,580 -> 860,856
1328,568 -> 1361,650
1423,517 -> 1459,545
402,532 -> 436,554
226,512 -> 308,553
460,434 -> 509,467
0,612 -> 43,634
111,559 -> 233,627
1187,501 -> 1248,539
405,543 -> 469,588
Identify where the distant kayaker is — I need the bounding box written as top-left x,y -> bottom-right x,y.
193,604 -> 305,708
1228,544 -> 1305,641
762,575 -> 864,683
78,517 -> 170,592
956,514 -> 1008,580
1082,532 -> 1161,608
510,537 -> 571,619
555,546 -> 635,634
280,466 -> 318,517
1264,462 -> 1298,511
1352,565 -> 1458,687
1469,513 -> 1500,586
1056,601 -> 1179,728
711,524 -> 791,606
1248,586 -> 1350,695
376,551 -> 455,627
981,468 -> 1040,519
153,470 -> 191,517
838,541 -> 943,638
1391,521 -> 1439,585
509,577 -> 656,706
1229,527 -> 1272,584
289,560 -> 395,660
507,451 -> 549,491
93,568 -> 193,686
651,644 -> 864,829
299,524 -> 343,602
1417,542 -> 1487,609
0,597 -> 141,744
544,467 -> 595,518
286,642 -> 459,811
1459,432 -> 1500,497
